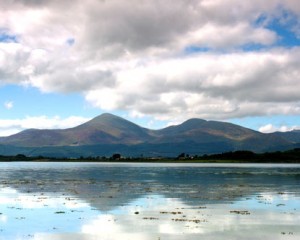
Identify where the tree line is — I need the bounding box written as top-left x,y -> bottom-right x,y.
1,148 -> 300,163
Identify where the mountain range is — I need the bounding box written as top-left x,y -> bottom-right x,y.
0,113 -> 299,158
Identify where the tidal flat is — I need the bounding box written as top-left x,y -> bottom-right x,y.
0,162 -> 300,240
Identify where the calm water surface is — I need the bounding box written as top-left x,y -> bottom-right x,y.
0,162 -> 300,239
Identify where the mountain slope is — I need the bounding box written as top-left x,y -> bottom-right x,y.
156,118 -> 258,142
270,130 -> 300,143
0,113 -> 297,157
0,113 -> 153,147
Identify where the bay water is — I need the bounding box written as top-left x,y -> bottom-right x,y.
0,162 -> 299,239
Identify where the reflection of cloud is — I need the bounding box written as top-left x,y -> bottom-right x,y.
0,187 -> 89,209
79,194 -> 300,239
0,188 -> 18,204
0,214 -> 7,223
82,214 -> 151,240
15,195 -> 89,209
80,196 -> 206,239
259,193 -> 274,203
1,183 -> 299,240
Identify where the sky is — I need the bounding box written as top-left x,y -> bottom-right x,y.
1,0 -> 300,136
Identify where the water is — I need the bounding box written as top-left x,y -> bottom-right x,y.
0,162 -> 300,239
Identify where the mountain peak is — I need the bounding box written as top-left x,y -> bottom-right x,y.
98,112 -> 120,119
83,113 -> 137,129
181,118 -> 207,127
91,113 -> 121,121
73,113 -> 152,144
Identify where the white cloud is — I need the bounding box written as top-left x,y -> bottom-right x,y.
185,22 -> 277,49
259,124 -> 277,133
259,124 -> 300,133
0,128 -> 20,137
1,0 -> 300,123
0,115 -> 91,136
85,48 -> 300,123
4,101 -> 13,110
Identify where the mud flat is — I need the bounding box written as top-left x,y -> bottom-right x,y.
0,162 -> 299,239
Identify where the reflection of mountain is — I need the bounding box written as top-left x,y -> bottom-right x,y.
1,163 -> 300,239
2,163 -> 300,212
2,183 -> 299,240
0,113 -> 299,157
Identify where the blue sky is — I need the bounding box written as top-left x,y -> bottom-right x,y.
1,0 -> 300,136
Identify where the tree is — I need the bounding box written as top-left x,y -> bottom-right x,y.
112,153 -> 121,160
177,153 -> 185,159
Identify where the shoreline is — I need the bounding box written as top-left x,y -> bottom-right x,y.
1,159 -> 300,163
1,148 -> 300,163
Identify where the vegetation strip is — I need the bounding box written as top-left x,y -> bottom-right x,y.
1,148 -> 300,163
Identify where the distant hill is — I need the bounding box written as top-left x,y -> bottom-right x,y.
270,130 -> 300,144
0,113 -> 298,157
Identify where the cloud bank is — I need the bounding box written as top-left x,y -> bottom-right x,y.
1,0 -> 300,124
259,124 -> 300,133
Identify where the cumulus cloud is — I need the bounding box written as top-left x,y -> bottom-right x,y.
0,115 -> 91,136
1,0 -> 300,123
85,48 -> 300,122
185,22 -> 277,49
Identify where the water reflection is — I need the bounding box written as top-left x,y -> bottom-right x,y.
0,163 -> 300,239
